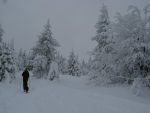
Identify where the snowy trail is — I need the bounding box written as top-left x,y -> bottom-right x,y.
0,75 -> 150,113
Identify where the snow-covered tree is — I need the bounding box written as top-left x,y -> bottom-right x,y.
55,53 -> 68,75
33,55 -> 48,78
67,50 -> 81,76
2,43 -> 16,82
113,4 -> 150,85
17,49 -> 28,71
26,51 -> 34,71
90,4 -> 150,87
87,57 -> 93,72
91,4 -> 116,84
32,19 -> 59,78
17,49 -> 33,71
0,25 -> 16,82
92,4 -> 111,53
80,60 -> 89,76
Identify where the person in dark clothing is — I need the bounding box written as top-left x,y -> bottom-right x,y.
22,68 -> 29,93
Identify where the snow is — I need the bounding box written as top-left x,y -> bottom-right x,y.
48,61 -> 59,80
0,73 -> 150,113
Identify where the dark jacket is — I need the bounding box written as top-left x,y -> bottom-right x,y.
22,70 -> 29,80
22,70 -> 29,92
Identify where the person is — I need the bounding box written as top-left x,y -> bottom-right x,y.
22,68 -> 29,93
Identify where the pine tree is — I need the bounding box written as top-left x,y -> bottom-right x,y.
3,43 -> 16,82
91,4 -> 115,83
32,19 -> 59,78
55,53 -> 68,75
27,51 -> 34,71
81,60 -> 89,76
0,25 -> 16,82
67,50 -> 81,76
92,4 -> 111,53
17,49 -> 28,71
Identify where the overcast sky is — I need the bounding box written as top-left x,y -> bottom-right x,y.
0,0 -> 150,61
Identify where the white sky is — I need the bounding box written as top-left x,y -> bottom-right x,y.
0,0 -> 150,60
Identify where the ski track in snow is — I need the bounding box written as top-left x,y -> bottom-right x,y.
0,74 -> 150,113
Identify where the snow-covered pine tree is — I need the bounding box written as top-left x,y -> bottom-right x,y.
67,50 -> 81,76
2,43 -> 16,82
27,51 -> 34,71
17,49 -> 33,71
91,4 -> 115,84
55,53 -> 68,75
0,25 -> 16,82
81,60 -> 89,76
87,56 -> 93,73
17,49 -> 28,71
113,5 -> 150,86
32,19 -> 59,78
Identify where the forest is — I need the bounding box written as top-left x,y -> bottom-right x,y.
0,4 -> 150,90
0,1 -> 150,113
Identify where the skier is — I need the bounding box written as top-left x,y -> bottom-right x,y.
22,68 -> 29,93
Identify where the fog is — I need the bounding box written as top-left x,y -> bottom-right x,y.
0,0 -> 149,60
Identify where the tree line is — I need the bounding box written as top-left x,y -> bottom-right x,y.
0,4 -> 150,90
90,4 -> 150,89
0,19 -> 85,82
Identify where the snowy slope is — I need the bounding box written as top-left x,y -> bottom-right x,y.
0,73 -> 150,113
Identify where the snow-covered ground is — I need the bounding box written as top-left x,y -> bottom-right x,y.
0,73 -> 150,113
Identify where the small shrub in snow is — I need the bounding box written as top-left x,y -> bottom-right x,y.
131,78 -> 145,96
